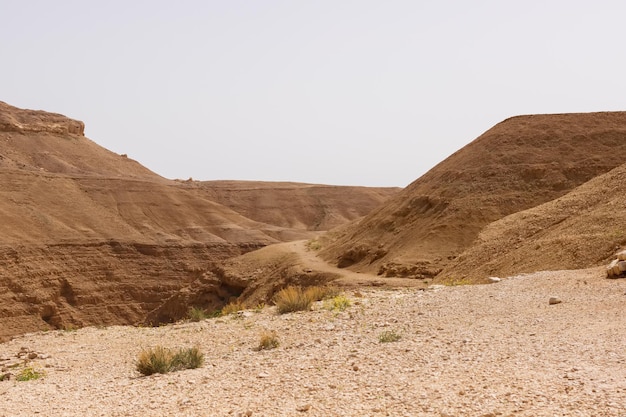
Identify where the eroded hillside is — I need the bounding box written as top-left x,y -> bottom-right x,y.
319,112 -> 626,280
0,101 -> 395,341
440,162 -> 626,282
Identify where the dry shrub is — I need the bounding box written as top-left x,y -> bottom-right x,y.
378,330 -> 401,343
304,285 -> 339,302
256,331 -> 279,351
136,346 -> 204,376
221,301 -> 246,316
187,306 -> 209,322
274,286 -> 313,314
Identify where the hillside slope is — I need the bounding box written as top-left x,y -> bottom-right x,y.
440,162 -> 626,282
0,101 -> 394,341
319,112 -> 626,279
196,180 -> 399,231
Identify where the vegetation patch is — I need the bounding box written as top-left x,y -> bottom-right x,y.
256,331 -> 279,351
378,330 -> 402,343
187,306 -> 210,322
221,301 -> 246,316
274,286 -> 313,314
136,346 -> 204,376
16,367 -> 45,381
324,295 -> 352,311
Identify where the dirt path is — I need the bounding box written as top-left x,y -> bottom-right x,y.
285,240 -> 426,288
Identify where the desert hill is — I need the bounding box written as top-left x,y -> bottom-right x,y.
195,180 -> 399,231
318,112 -> 626,280
0,101 -> 395,341
440,161 -> 626,282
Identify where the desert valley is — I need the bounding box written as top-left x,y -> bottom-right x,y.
1,101 -> 626,416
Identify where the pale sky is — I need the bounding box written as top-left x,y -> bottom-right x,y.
2,1 -> 626,187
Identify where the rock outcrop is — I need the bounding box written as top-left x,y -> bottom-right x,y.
606,251 -> 626,278
0,101 -> 84,136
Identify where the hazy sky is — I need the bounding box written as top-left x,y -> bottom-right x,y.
2,1 -> 626,187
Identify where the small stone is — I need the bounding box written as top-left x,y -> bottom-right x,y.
245,411 -> 253,417
296,404 -> 312,412
257,372 -> 269,378
352,365 -> 359,371
488,277 -> 501,283
549,297 -> 562,305
27,352 -> 38,360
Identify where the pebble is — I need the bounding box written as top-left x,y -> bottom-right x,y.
549,297 -> 562,305
296,404 -> 312,412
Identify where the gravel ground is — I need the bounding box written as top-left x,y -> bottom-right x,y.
2,267 -> 626,417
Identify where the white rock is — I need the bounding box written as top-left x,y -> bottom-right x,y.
488,277 -> 501,283
618,261 -> 626,273
607,260 -> 619,277
617,250 -> 626,261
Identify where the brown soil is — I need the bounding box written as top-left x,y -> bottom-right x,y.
319,112 -> 626,281
0,102 -> 396,341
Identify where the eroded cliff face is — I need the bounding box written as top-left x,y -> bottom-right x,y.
0,102 -> 283,341
0,101 -> 397,341
0,101 -> 85,136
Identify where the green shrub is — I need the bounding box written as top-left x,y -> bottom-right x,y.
171,346 -> 204,371
324,295 -> 351,311
16,367 -> 45,381
378,330 -> 401,343
136,346 -> 204,376
188,306 -> 209,322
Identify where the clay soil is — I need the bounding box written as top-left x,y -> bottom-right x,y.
2,267 -> 625,416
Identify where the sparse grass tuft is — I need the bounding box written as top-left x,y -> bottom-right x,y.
306,239 -> 322,251
171,346 -> 204,370
136,346 -> 204,376
378,330 -> 401,343
256,331 -> 279,351
274,286 -> 313,314
305,285 -> 340,302
16,367 -> 45,381
221,301 -> 246,316
187,306 -> 210,322
324,295 -> 352,311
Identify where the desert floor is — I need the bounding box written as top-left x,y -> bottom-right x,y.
2,267 -> 626,417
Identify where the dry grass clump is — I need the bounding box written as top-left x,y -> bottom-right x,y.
378,330 -> 401,343
136,346 -> 204,376
256,331 -> 279,351
274,285 -> 341,314
274,286 -> 312,314
221,301 -> 246,316
187,306 -> 210,322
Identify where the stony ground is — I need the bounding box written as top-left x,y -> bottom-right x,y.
1,267 -> 626,417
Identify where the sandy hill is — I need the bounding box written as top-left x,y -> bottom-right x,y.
318,112 -> 626,280
440,161 -> 626,282
0,101 -> 395,341
195,180 -> 399,231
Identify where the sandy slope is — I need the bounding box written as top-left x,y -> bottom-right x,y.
2,268 -> 626,417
